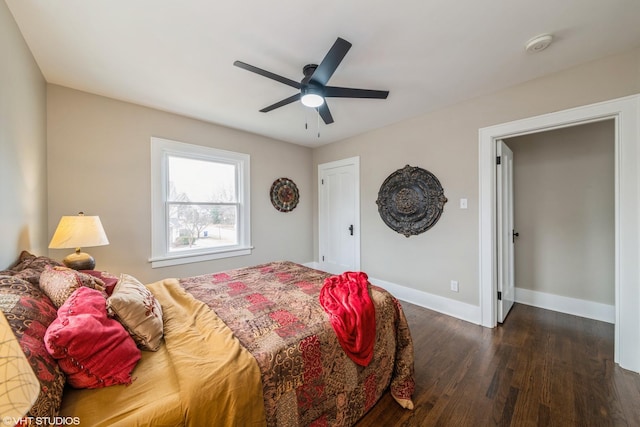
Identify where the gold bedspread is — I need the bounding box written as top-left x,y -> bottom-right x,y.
60,279 -> 266,427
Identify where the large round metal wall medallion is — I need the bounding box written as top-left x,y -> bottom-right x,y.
270,177 -> 300,212
376,165 -> 447,237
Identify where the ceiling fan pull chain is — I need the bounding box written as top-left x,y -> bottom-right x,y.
317,108 -> 320,138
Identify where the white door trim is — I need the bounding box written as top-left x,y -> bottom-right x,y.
318,156 -> 361,272
478,94 -> 640,373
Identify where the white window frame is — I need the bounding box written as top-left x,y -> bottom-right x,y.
150,137 -> 251,268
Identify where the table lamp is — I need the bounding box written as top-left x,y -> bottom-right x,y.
48,212 -> 109,270
0,311 -> 40,424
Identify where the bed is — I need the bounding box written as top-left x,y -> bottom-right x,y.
1,254 -> 414,426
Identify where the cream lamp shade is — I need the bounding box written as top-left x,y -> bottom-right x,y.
49,212 -> 109,270
0,310 -> 40,423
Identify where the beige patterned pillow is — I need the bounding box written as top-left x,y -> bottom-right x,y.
106,274 -> 164,351
39,265 -> 106,307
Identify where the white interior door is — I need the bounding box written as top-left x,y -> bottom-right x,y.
497,140 -> 515,322
318,157 -> 360,274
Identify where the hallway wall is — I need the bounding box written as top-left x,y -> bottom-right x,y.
507,120 -> 615,305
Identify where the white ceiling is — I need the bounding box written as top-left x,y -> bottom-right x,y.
6,0 -> 640,147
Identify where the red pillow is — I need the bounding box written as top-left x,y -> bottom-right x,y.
44,287 -> 141,388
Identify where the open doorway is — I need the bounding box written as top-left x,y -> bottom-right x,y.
478,94 -> 640,373
503,120 -> 615,323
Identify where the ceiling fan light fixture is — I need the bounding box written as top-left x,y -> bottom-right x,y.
301,93 -> 324,108
300,85 -> 324,108
234,37 -> 388,124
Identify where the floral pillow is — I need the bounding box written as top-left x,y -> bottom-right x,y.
9,250 -> 60,270
39,265 -> 106,307
0,276 -> 66,420
106,274 -> 164,351
0,250 -> 63,285
44,287 -> 141,389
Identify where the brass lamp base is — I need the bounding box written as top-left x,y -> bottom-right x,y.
63,250 -> 96,270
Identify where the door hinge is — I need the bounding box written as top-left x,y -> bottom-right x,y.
496,156 -> 502,165
322,255 -> 325,261
321,179 -> 324,185
497,291 -> 502,301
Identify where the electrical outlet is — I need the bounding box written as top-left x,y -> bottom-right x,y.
459,198 -> 468,209
450,280 -> 459,292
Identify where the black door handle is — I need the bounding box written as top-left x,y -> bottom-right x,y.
348,225 -> 354,236
512,230 -> 519,243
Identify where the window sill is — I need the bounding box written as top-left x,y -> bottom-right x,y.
149,246 -> 254,268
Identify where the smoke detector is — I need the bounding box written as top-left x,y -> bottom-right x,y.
525,34 -> 553,53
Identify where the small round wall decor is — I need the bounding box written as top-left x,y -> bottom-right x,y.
376,165 -> 447,237
270,177 -> 300,212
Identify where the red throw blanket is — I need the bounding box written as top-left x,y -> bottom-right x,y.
319,271 -> 376,366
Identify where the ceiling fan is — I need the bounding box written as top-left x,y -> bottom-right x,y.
233,37 -> 389,125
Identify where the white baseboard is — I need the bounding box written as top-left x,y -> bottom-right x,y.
368,277 -> 482,325
302,262 -> 482,325
515,287 -> 614,324
304,262 -> 614,325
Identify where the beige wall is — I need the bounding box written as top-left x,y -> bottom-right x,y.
47,85 -> 313,283
4,0 -> 639,303
0,1 -> 47,268
507,121 -> 614,304
313,48 -> 640,306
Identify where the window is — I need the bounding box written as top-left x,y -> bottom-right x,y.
150,137 -> 251,267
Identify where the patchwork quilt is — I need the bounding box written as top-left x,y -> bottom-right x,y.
180,261 -> 415,426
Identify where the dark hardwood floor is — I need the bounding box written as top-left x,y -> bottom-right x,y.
356,302 -> 640,426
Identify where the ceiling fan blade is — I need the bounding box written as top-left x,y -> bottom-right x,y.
234,61 -> 301,89
310,37 -> 352,86
260,93 -> 301,112
324,86 -> 389,99
317,103 -> 334,125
